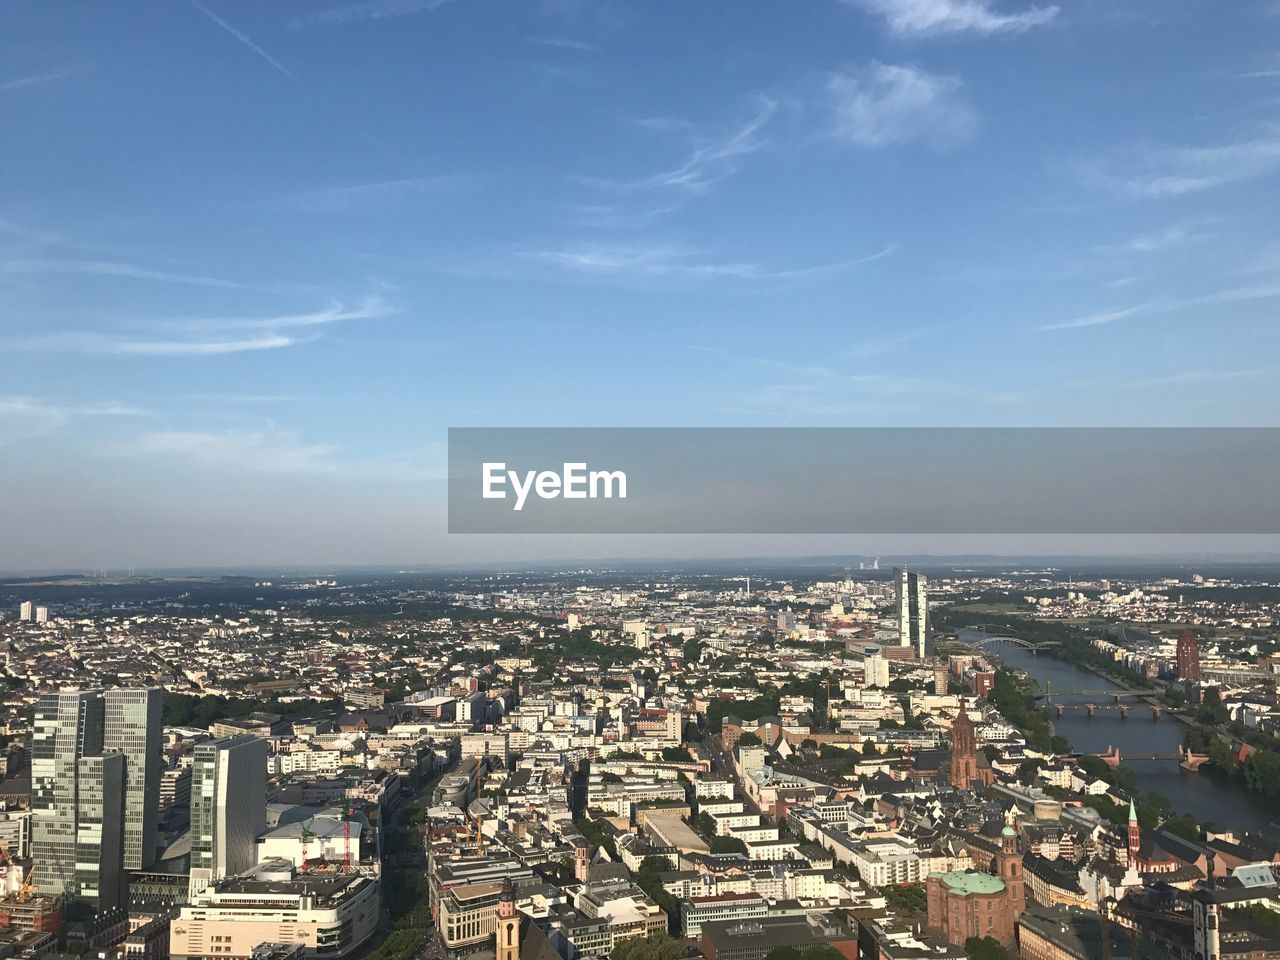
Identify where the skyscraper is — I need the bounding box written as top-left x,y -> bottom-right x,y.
31,689 -> 111,911
18,601 -> 32,621
894,568 -> 928,657
189,734 -> 268,899
32,687 -> 161,914
104,687 -> 163,869
1176,629 -> 1201,683
74,753 -> 125,910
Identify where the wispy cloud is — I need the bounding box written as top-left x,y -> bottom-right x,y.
1038,282 -> 1280,331
288,176 -> 470,212
0,396 -> 144,418
0,65 -> 82,94
130,428 -> 339,475
853,0 -> 1059,36
108,333 -> 314,356
564,202 -> 682,230
1086,223 -> 1207,257
1121,224 -> 1203,253
841,328 -> 930,359
584,96 -> 780,194
519,241 -> 895,280
289,0 -> 455,29
1085,128 -> 1280,198
13,296 -> 391,357
687,345 -> 921,420
1120,366 -> 1280,390
189,0 -> 299,84
13,331 -> 314,357
1037,302 -> 1154,331
526,36 -> 600,52
181,295 -> 391,330
124,425 -> 439,481
0,258 -> 250,288
630,116 -> 699,135
176,392 -> 318,404
0,395 -> 146,445
826,62 -> 976,148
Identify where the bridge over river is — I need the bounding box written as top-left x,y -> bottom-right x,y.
958,628 -> 1280,833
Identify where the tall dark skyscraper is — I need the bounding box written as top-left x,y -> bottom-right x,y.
1176,629 -> 1201,683
105,687 -> 164,870
31,690 -> 113,911
32,687 -> 163,912
895,567 -> 928,657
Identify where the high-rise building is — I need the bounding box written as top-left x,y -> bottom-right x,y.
31,690 -> 110,912
18,601 -> 32,622
73,753 -> 126,910
32,687 -> 160,914
1176,629 -> 1201,683
34,606 -> 49,624
189,734 -> 268,899
864,652 -> 890,689
894,568 -> 928,657
104,688 -> 163,869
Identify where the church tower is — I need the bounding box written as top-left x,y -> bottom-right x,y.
575,842 -> 591,883
997,824 -> 1025,916
949,698 -> 978,789
496,877 -> 520,960
1127,800 -> 1141,866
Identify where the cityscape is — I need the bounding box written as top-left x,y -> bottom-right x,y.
0,562 -> 1279,960
5,1 -> 1280,960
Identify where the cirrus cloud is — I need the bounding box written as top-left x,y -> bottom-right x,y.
853,0 -> 1059,36
826,62 -> 976,148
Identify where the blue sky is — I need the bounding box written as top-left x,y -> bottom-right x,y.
3,0 -> 1280,568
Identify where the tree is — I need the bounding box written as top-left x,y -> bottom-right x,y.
736,732 -> 762,748
963,936 -> 1012,960
610,933 -> 686,960
1016,759 -> 1044,784
710,835 -> 747,855
765,949 -> 802,960
799,948 -> 845,960
862,739 -> 879,757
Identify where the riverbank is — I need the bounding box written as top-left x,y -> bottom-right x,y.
973,632 -> 1280,834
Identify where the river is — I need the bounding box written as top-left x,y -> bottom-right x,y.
959,629 -> 1279,836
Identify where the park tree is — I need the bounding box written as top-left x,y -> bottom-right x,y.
611,933 -> 686,960
964,937 -> 1012,960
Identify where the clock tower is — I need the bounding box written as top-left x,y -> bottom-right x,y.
496,877 -> 520,960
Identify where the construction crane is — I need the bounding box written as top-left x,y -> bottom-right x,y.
17,867 -> 33,903
468,808 -> 485,856
0,840 -> 28,900
341,800 -> 352,873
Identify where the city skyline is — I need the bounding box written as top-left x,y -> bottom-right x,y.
4,1 -> 1280,566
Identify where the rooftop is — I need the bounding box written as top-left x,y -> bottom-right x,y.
931,870 -> 1005,896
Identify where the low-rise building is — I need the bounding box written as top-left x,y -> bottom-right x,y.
169,860 -> 378,960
